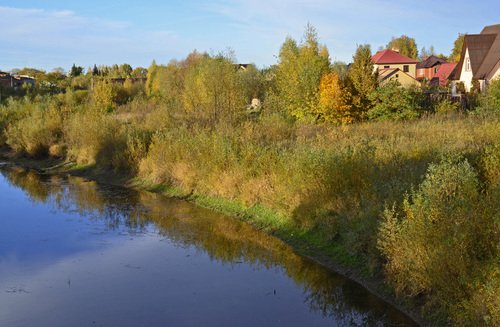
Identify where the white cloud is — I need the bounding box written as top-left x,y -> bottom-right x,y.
0,6 -> 181,70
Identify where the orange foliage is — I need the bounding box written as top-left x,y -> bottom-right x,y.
318,72 -> 353,124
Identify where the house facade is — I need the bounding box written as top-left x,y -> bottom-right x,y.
452,24 -> 500,94
416,56 -> 447,80
371,49 -> 420,87
416,56 -> 457,87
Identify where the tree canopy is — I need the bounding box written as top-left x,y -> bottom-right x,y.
275,24 -> 330,121
449,33 -> 465,62
387,35 -> 418,59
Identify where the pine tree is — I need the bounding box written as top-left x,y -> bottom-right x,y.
69,64 -> 84,77
347,44 -> 378,120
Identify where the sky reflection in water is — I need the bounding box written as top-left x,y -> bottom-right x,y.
0,167 -> 416,327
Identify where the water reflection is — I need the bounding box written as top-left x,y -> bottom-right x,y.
0,167 -> 416,326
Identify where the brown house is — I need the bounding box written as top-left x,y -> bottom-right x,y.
452,24 -> 500,93
416,56 -> 447,80
416,56 -> 458,87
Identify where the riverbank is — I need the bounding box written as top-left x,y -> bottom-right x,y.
0,146 -> 425,326
2,98 -> 498,326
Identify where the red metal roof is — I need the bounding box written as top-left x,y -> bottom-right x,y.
435,62 -> 458,86
372,49 -> 419,64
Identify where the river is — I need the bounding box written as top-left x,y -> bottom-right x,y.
0,165 -> 417,326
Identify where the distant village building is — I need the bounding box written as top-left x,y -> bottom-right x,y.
371,49 -> 420,87
16,75 -> 36,87
235,64 -> 250,71
452,24 -> 500,94
0,71 -> 14,88
108,77 -> 147,85
0,71 -> 35,89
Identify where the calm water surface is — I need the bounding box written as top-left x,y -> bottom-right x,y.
0,165 -> 417,327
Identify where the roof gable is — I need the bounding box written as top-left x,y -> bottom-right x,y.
481,24 -> 500,35
372,49 -> 419,64
416,55 -> 447,69
377,67 -> 418,83
454,33 -> 497,79
474,33 -> 500,79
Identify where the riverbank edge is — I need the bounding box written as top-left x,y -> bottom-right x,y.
0,148 -> 425,326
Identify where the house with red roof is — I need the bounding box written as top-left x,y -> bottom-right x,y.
434,62 -> 458,87
416,56 -> 457,87
371,49 -> 420,87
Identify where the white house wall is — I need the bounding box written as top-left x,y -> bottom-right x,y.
486,59 -> 500,82
459,48 -> 474,91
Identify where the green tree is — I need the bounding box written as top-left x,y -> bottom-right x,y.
276,36 -> 300,114
119,64 -> 133,77
69,64 -> 84,77
275,24 -> 330,121
476,77 -> 500,112
183,52 -> 245,126
347,44 -> 378,119
131,67 -> 148,79
145,60 -> 158,96
449,33 -> 466,62
387,35 -> 418,59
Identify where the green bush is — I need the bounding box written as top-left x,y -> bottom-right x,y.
5,100 -> 63,157
475,77 -> 500,115
368,81 -> 421,121
378,157 -> 499,325
434,98 -> 460,115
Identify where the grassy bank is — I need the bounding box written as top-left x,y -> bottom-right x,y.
1,93 -> 498,325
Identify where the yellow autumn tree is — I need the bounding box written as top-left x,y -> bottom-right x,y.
318,72 -> 353,124
92,79 -> 116,113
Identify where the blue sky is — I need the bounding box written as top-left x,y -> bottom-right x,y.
0,0 -> 499,72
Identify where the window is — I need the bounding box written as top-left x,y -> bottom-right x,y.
395,74 -> 399,78
465,58 -> 471,72
384,65 -> 390,69
403,65 -> 409,72
434,67 -> 439,74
